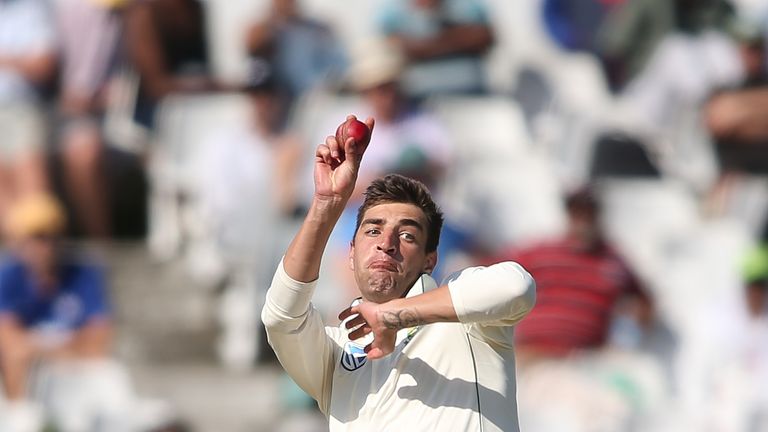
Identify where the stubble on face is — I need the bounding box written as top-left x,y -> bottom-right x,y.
351,203 -> 433,304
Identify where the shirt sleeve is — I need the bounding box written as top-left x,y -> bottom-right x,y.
261,260 -> 338,414
445,261 -> 536,326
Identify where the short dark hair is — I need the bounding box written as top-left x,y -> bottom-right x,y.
354,174 -> 444,252
565,186 -> 599,214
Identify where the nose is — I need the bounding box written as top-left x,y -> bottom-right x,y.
376,231 -> 397,254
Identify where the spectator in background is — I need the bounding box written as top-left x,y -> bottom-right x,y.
194,62 -> 303,370
52,0 -> 126,238
498,187 -> 652,359
716,236 -> 768,431
705,30 -> 768,174
0,0 -> 56,226
376,0 -> 495,99
0,194 -> 110,430
598,0 -> 738,90
323,39 -> 469,289
0,193 -> 177,432
346,38 -> 453,196
246,0 -> 346,117
196,61 -> 303,251
123,0 -> 217,130
490,187 -> 658,431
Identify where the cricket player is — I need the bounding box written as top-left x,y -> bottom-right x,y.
261,115 -> 536,431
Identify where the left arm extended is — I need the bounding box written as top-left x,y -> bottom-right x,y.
339,261 -> 536,359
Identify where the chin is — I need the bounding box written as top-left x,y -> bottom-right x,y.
365,275 -> 401,302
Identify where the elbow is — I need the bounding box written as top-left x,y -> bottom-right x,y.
260,299 -> 299,334
260,303 -> 280,332
486,261 -> 536,320
519,274 -> 536,317
503,261 -> 536,318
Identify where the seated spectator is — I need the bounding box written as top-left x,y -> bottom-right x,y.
489,187 -> 660,431
52,0 -> 126,238
196,61 -> 303,245
123,0 -> 218,131
704,31 -> 768,174
0,194 -> 175,432
491,187 -> 653,358
598,0 -> 738,90
376,0 -> 495,99
346,38 -> 453,197
0,0 -> 56,226
246,0 -> 346,115
194,62 -> 303,369
331,39 -> 469,282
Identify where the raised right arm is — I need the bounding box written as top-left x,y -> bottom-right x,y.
282,116 -> 374,281
261,116 -> 373,410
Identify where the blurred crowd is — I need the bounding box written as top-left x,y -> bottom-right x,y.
1,0 -> 768,431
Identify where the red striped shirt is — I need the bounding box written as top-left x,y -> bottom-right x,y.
494,239 -> 643,356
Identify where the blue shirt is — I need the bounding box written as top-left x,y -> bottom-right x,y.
0,256 -> 110,332
377,0 -> 490,97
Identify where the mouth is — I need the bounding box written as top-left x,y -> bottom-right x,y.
368,260 -> 399,272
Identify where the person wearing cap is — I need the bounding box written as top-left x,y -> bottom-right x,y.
316,38 -> 465,305
0,193 -> 112,402
346,38 -> 453,198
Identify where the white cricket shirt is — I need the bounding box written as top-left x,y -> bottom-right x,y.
262,261 -> 536,431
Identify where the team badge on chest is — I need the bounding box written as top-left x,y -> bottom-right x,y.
340,341 -> 367,371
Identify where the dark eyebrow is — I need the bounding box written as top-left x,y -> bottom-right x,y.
398,218 -> 424,231
360,218 -> 424,231
361,218 -> 384,227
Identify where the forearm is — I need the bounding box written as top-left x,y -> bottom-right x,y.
377,286 -> 458,330
707,89 -> 768,142
395,25 -> 494,60
0,320 -> 35,400
283,197 -> 347,282
54,321 -> 112,359
0,53 -> 56,85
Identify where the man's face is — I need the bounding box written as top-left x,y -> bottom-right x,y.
349,202 -> 437,303
567,205 -> 601,249
363,82 -> 399,122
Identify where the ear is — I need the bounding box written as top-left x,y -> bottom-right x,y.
348,241 -> 355,271
423,251 -> 437,275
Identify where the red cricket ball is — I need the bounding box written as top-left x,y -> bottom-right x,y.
335,118 -> 371,148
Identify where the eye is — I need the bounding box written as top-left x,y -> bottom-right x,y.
400,232 -> 416,242
365,228 -> 381,236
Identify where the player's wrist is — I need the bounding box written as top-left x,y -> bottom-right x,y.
378,300 -> 424,331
